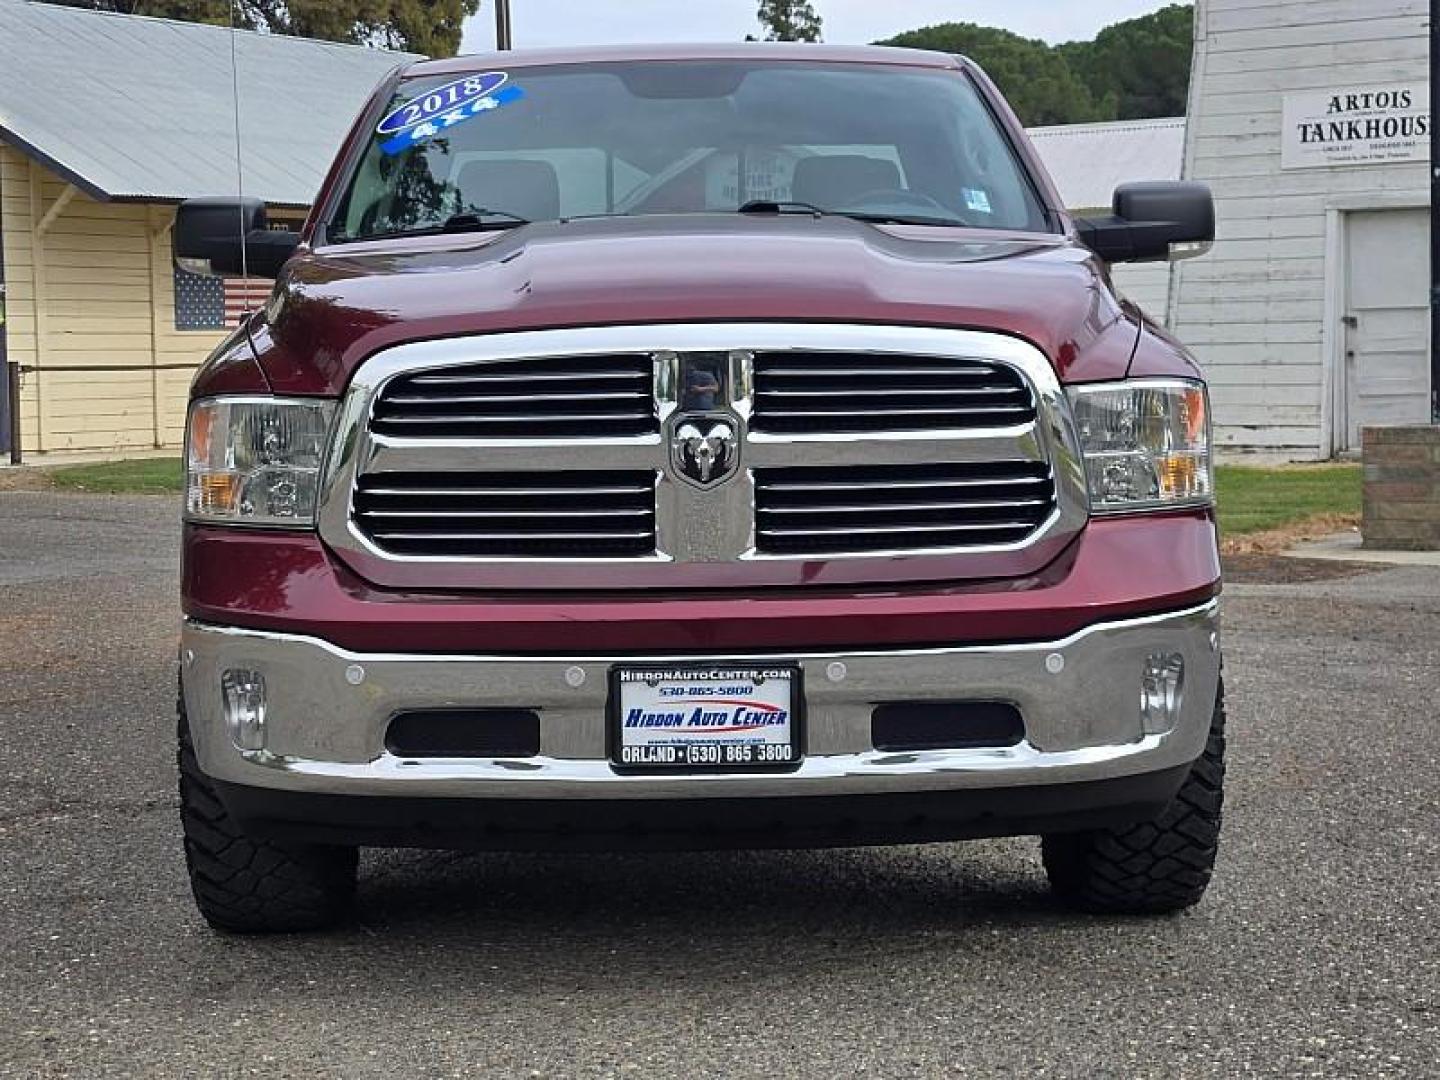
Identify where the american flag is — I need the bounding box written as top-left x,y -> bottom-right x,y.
174,266 -> 273,330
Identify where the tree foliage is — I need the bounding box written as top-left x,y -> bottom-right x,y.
1059,4 -> 1194,121
757,0 -> 823,43
48,0 -> 481,57
881,23 -> 1109,127
879,4 -> 1194,127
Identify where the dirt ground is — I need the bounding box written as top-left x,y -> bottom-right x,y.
2,490 -> 1437,1076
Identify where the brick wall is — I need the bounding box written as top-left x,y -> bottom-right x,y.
1362,426 -> 1440,551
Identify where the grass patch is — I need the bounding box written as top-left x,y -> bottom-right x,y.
48,457 -> 183,495
1215,464 -> 1361,538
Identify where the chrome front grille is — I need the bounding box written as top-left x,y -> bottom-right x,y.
322,324 -> 1088,590
754,462 -> 1055,555
751,351 -> 1034,434
371,354 -> 656,439
353,471 -> 657,558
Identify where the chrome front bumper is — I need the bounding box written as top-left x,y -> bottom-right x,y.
181,601 -> 1221,801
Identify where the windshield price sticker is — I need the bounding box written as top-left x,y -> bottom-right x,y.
611,666 -> 800,773
378,74 -> 524,156
378,73 -> 509,134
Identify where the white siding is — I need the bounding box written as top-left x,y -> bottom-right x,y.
1113,263 -> 1174,324
1174,0 -> 1430,459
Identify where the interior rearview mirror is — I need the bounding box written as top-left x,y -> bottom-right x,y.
1075,182 -> 1215,264
174,196 -> 300,279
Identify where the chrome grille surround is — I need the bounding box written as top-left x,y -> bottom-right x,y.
317,324 -> 1089,591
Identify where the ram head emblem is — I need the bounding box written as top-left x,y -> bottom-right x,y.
671,420 -> 738,487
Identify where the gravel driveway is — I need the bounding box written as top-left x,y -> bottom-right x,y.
1,490 -> 1436,1078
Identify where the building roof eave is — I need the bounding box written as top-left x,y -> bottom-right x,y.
0,126 -> 112,203
1,132 -> 314,211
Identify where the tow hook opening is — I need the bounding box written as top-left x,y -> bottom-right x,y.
871,701 -> 1025,753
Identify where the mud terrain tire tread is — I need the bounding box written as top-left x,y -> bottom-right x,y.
1042,682 -> 1226,915
178,685 -> 356,933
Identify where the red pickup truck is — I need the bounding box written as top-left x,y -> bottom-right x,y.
174,44 -> 1224,932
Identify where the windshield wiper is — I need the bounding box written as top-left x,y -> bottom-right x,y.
844,211 -> 969,228
737,200 -> 966,229
355,209 -> 530,242
738,199 -> 828,218
440,210 -> 529,231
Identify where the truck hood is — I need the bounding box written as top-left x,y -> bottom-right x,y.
251,214 -> 1139,394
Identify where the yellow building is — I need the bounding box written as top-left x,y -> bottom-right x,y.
0,1 -> 407,460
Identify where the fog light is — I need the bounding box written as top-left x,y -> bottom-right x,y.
1140,652 -> 1185,734
221,669 -> 267,751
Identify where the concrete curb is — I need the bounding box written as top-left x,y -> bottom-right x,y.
1282,531 -> 1440,567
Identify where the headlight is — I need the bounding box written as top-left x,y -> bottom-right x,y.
186,396 -> 336,526
1067,379 -> 1212,512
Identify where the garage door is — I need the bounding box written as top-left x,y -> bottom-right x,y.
1342,208 -> 1431,450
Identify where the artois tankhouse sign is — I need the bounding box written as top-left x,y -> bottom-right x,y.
1281,83 -> 1430,170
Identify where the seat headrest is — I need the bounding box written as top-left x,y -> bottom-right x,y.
790,155 -> 903,209
453,159 -> 561,222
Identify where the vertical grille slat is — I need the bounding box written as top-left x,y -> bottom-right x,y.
752,352 -> 1035,435
373,355 -> 656,439
754,462 -> 1055,555
354,471 -> 658,558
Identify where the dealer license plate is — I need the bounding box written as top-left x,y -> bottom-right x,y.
609,665 -> 802,773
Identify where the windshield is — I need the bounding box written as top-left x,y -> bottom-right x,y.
328,60 -> 1052,241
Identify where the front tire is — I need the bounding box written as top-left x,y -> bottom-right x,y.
1042,681 -> 1226,915
178,685 -> 357,933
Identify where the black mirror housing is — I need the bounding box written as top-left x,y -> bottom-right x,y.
1075,182 -> 1215,264
174,196 -> 300,279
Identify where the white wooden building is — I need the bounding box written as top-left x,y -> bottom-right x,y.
1174,0 -> 1431,458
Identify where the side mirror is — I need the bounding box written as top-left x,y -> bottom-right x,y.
174,196 -> 300,279
1075,182 -> 1215,264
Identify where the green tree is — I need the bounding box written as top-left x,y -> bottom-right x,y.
757,0 -> 823,43
48,1 -> 229,28
1059,4 -> 1194,120
879,23 -> 1110,126
48,0 -> 480,57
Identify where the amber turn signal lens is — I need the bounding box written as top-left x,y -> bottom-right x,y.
197,472 -> 239,514
1158,455 -> 1201,498
1182,386 -> 1208,445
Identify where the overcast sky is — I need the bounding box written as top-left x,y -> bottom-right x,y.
460,1 -> 1173,53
